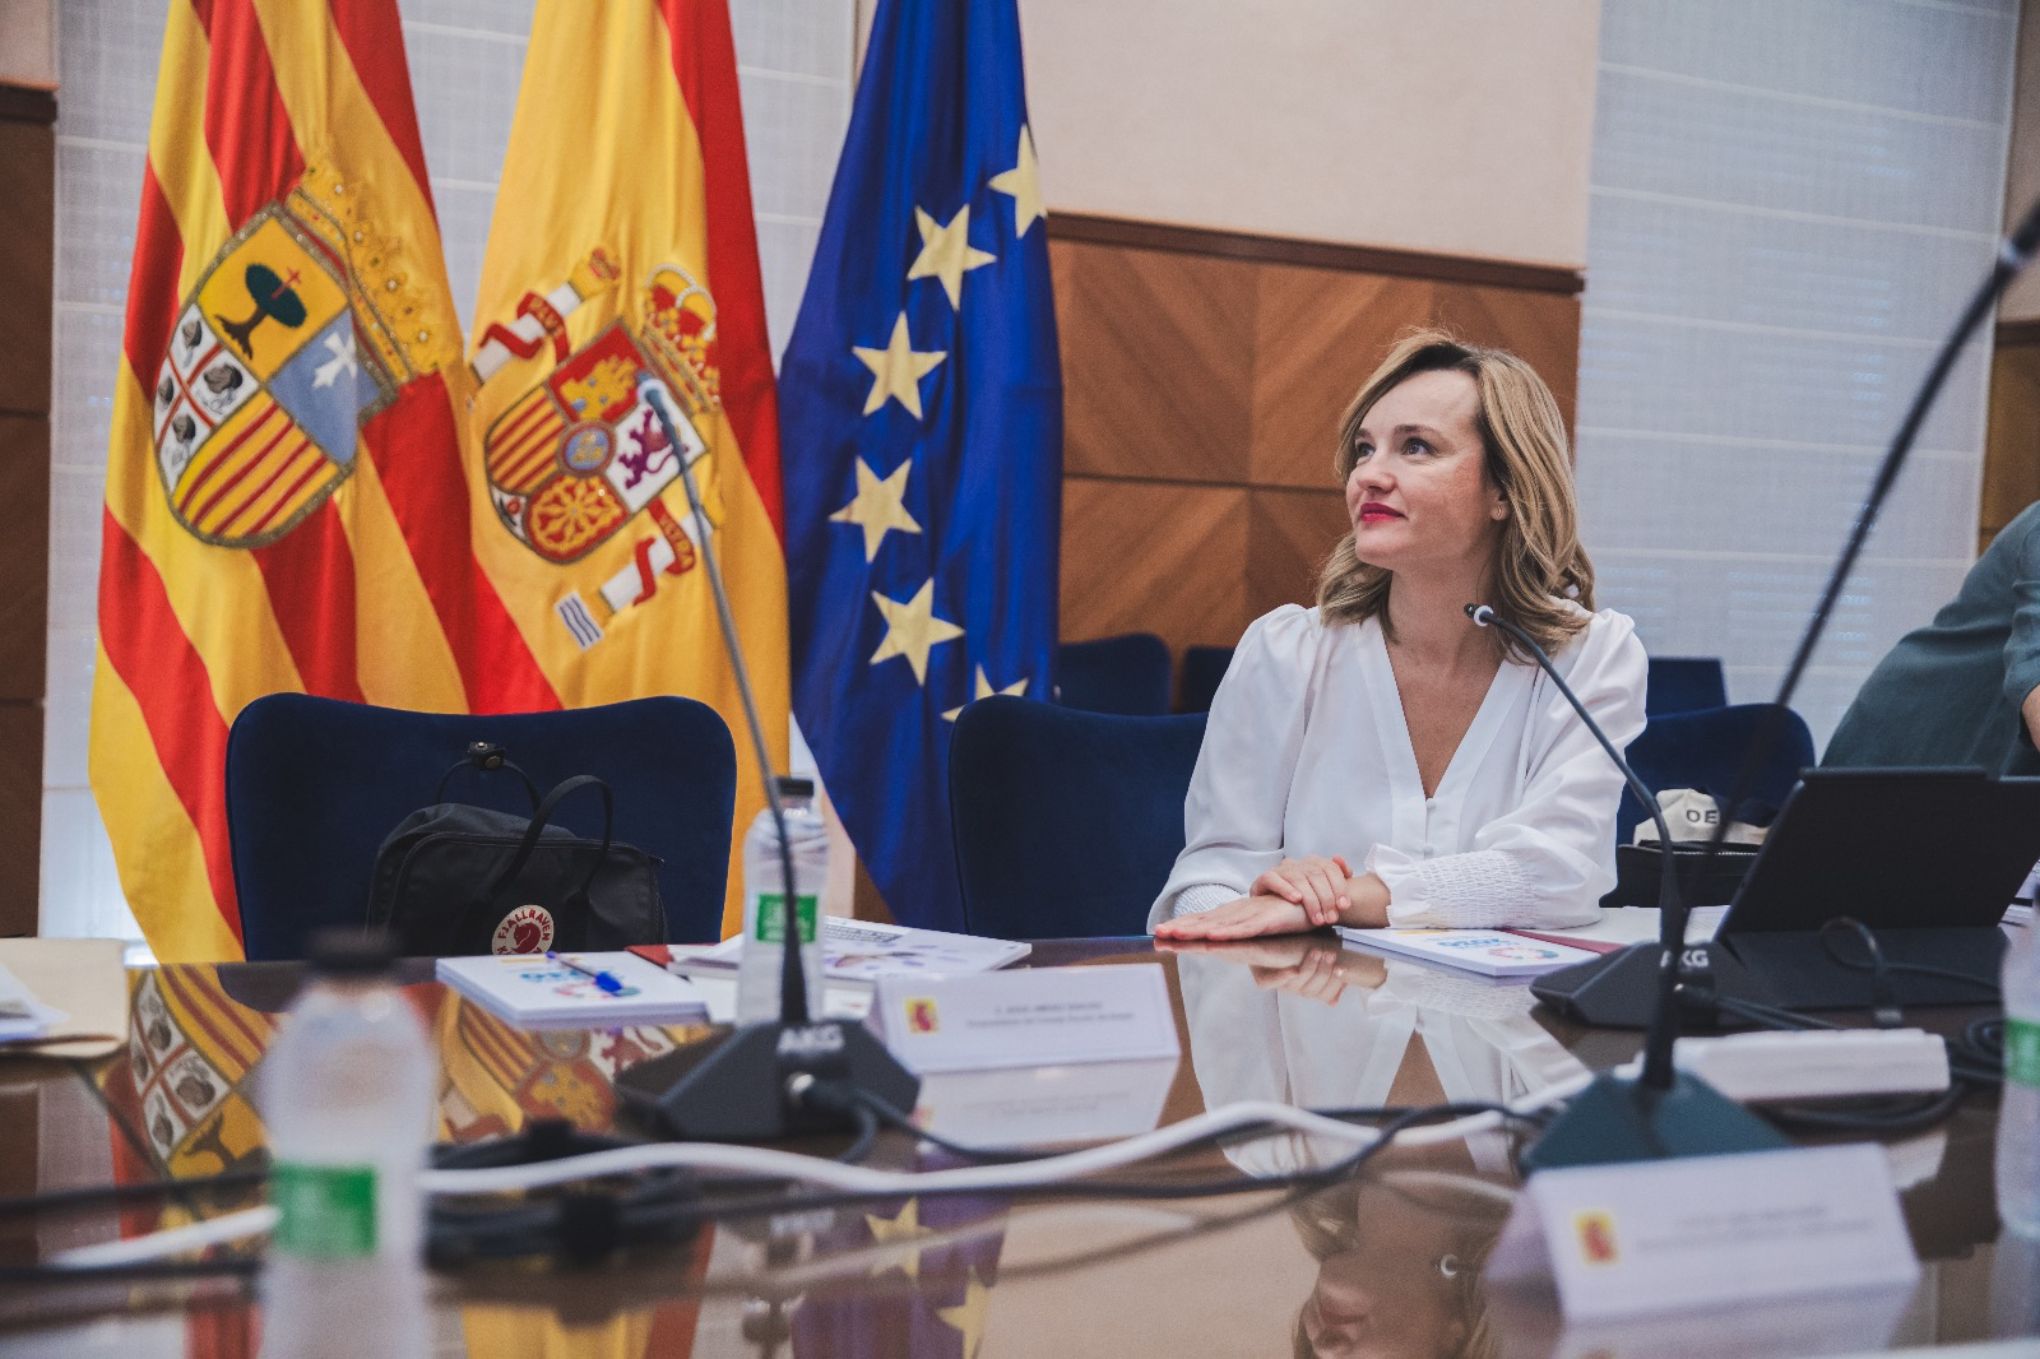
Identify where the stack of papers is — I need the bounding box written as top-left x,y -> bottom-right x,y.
1337,928 -> 1605,977
436,952 -> 709,1029
1336,907 -> 1732,979
644,916 -> 1031,983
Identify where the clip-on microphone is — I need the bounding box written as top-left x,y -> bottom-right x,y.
1464,605 -> 1786,1169
612,374 -> 919,1141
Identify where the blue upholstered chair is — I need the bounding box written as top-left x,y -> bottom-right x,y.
950,697 -> 1206,938
1645,656 -> 1729,717
226,694 -> 736,961
1053,633 -> 1173,716
1178,645 -> 1234,714
1618,702 -> 1815,845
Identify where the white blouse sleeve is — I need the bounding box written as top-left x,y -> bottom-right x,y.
1146,605 -> 1321,931
1366,610 -> 1648,929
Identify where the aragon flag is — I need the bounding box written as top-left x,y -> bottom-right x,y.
91,0 -> 557,962
467,0 -> 788,936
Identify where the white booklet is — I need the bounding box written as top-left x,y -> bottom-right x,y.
661,916 -> 1031,983
436,952 -> 710,1029
1336,927 -> 1606,978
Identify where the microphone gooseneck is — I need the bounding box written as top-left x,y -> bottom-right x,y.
1465,603 -> 1682,1091
1666,191 -> 2040,987
638,375 -> 809,1026
615,374 -> 921,1147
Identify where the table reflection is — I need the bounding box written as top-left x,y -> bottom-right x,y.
1169,936 -> 1596,1359
1171,936 -> 1589,1176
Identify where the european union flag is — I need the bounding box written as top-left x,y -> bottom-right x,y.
782,0 -> 1061,931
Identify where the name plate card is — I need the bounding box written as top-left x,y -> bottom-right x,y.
872,964 -> 1180,1074
1489,1144 -> 1918,1321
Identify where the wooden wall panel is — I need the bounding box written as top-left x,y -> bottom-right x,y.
1432,285 -> 1580,429
1245,488 -> 1349,619
0,86 -> 49,937
1052,240 -> 1256,483
0,415 -> 48,701
1249,269 -> 1434,488
1981,324 -> 2040,551
1059,478 -> 1247,649
1049,213 -> 1585,691
0,98 -> 53,418
0,705 -> 40,936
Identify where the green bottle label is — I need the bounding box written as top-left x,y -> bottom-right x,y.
272,1162 -> 378,1258
2009,1017 -> 2040,1089
753,893 -> 819,945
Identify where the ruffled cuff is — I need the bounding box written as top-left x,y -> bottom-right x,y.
1171,882 -> 1242,918
1365,844 -> 1537,928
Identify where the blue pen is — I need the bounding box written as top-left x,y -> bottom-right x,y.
545,951 -> 624,995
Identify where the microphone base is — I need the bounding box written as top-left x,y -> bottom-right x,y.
1531,940 -> 1774,1029
1519,1070 -> 1790,1173
614,1018 -> 921,1143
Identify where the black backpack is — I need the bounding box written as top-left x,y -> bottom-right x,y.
366,743 -> 666,956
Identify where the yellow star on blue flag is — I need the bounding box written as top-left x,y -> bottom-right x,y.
782,0 -> 1062,931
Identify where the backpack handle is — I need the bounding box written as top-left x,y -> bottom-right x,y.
483,775 -> 616,902
435,741 -> 540,811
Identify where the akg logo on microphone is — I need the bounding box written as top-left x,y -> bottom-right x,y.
777,1025 -> 846,1058
1680,946 -> 1712,971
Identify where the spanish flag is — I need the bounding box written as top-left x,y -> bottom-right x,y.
92,0 -> 557,962
468,0 -> 788,935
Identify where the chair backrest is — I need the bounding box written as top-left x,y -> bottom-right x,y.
227,694 -> 736,961
1619,702 -> 1814,845
1054,633 -> 1173,715
950,697 -> 1206,938
1178,645 -> 1234,714
1645,656 -> 1728,717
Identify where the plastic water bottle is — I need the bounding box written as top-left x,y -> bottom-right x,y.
737,776 -> 828,1023
2000,921 -> 2040,1238
260,932 -> 434,1357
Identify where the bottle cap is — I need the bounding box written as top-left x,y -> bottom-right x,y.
306,928 -> 399,977
775,775 -> 816,800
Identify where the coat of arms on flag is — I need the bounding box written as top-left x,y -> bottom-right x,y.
475,261 -> 718,567
476,256 -> 723,596
148,167 -> 422,550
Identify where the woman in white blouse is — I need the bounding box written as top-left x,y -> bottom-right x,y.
1151,330 -> 1647,940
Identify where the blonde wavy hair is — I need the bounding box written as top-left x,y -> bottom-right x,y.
1314,329 -> 1594,661
1289,1176 -> 1506,1359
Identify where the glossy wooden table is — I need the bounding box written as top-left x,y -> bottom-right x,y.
0,934 -> 2033,1357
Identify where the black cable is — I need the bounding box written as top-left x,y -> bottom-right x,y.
833,1083 -> 1542,1168
1820,919 -> 1905,1027
1759,1081 -> 1970,1135
0,1170 -> 266,1219
835,1104 -> 879,1166
1818,917 -> 2000,1004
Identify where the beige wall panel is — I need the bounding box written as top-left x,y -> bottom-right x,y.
1017,0 -> 1601,268
1060,478 -> 1248,649
1249,268 -> 1435,489
1052,239 -> 1257,483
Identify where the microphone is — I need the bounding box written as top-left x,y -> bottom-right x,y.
613,373 -> 919,1143
1538,196 -> 2040,1035
1514,192 -> 2040,1168
1464,604 -> 1785,1169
